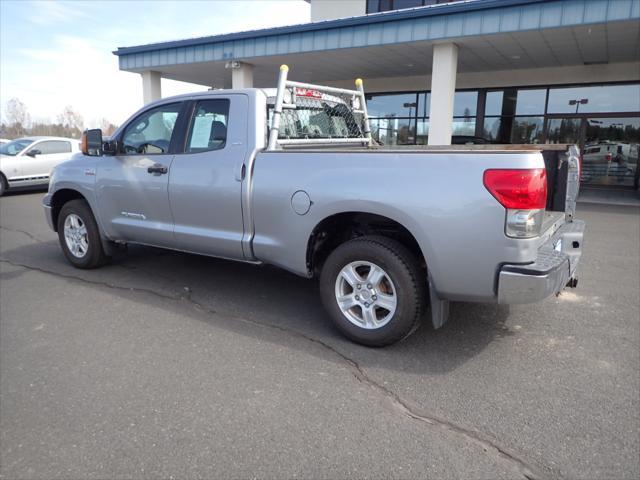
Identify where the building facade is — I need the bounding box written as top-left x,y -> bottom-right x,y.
114,0 -> 640,188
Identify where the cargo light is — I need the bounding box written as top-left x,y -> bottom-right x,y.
295,87 -> 323,99
483,168 -> 548,238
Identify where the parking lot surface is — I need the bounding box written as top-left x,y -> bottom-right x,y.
1,191 -> 638,479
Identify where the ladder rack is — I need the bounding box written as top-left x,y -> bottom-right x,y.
267,65 -> 372,150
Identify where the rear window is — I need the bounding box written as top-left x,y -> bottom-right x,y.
268,100 -> 363,140
36,141 -> 72,154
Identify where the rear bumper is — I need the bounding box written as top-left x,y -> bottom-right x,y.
42,194 -> 55,231
497,219 -> 585,304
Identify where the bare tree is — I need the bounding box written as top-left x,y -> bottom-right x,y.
57,106 -> 84,137
99,118 -> 118,136
3,98 -> 30,137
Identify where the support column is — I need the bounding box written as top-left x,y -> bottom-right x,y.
141,70 -> 162,105
428,43 -> 458,145
229,62 -> 254,89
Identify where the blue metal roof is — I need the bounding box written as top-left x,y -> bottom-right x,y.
115,0 -> 640,71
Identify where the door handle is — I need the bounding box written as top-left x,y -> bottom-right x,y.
147,164 -> 168,175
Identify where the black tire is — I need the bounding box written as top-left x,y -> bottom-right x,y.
0,174 -> 7,197
57,199 -> 107,269
319,235 -> 425,347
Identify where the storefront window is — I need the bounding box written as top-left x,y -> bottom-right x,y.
547,84 -> 640,114
418,92 -> 430,117
484,116 -> 544,143
452,118 -> 476,136
366,93 -> 419,118
581,117 -> 640,187
486,89 -> 546,116
366,0 -> 453,13
370,117 -> 415,145
416,119 -> 429,144
453,91 -> 477,117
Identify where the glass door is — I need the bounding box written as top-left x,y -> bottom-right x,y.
546,116 -> 640,188
583,117 -> 640,188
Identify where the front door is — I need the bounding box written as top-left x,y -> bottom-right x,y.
169,96 -> 247,260
96,102 -> 184,246
20,139 -> 73,185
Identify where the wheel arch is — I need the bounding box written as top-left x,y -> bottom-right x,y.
49,188 -> 89,232
306,211 -> 426,278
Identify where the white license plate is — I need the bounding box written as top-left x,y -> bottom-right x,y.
554,239 -> 563,252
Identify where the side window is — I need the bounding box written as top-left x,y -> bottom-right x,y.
185,99 -> 230,153
121,103 -> 181,155
35,141 -> 72,155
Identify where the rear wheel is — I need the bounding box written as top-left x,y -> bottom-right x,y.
319,236 -> 425,347
57,199 -> 107,269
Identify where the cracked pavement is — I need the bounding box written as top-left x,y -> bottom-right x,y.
1,191 -> 638,479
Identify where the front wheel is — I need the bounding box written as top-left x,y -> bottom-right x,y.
319,236 -> 425,347
57,199 -> 107,269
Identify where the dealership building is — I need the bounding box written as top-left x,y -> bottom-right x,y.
114,0 -> 640,188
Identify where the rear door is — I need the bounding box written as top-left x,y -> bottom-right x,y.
168,95 -> 247,260
96,102 -> 185,246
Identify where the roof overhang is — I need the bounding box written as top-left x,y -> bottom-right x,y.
114,0 -> 640,88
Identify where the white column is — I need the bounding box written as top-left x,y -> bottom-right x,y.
428,43 -> 458,145
141,70 -> 162,105
231,62 -> 254,89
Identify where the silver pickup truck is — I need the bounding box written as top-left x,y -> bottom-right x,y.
43,67 -> 585,346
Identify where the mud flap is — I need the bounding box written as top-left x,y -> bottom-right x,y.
428,274 -> 449,329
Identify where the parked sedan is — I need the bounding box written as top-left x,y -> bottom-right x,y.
0,136 -> 80,196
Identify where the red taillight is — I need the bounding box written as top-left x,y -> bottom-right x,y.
483,168 -> 547,210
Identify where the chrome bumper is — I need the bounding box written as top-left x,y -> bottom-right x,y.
42,194 -> 55,231
498,219 -> 585,304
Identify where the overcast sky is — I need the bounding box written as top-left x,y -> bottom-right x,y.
0,0 -> 309,128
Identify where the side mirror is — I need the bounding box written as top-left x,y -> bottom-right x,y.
81,129 -> 103,156
26,149 -> 41,157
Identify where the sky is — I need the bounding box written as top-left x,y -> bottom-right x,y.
0,0 -> 310,128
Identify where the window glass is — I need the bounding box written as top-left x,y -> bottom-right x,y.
418,92 -> 430,117
370,117 -> 415,145
582,117 -> 640,187
515,89 -> 546,115
452,117 -> 476,136
122,103 -> 181,155
416,119 -> 429,144
0,138 -> 34,156
547,84 -> 640,114
453,91 -> 477,116
485,89 -> 545,116
366,93 -> 418,118
35,140 -> 72,155
545,118 -> 582,144
483,116 -> 544,144
394,0 -> 424,9
186,99 -> 230,152
485,91 -> 504,116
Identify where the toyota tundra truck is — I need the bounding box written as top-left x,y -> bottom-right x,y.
43,66 -> 585,346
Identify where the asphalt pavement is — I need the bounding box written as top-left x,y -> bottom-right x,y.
1,190 -> 638,479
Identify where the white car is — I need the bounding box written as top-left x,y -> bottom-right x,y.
0,139 -> 10,145
0,136 -> 80,196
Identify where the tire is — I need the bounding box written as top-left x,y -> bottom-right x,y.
319,235 -> 425,347
57,199 -> 107,269
0,174 -> 7,197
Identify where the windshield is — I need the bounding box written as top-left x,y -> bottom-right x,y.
0,138 -> 35,156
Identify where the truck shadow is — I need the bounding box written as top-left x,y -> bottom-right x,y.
2,240 -> 514,375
